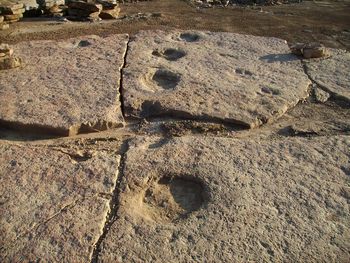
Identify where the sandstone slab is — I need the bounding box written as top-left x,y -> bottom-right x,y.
0,34 -> 128,136
123,31 -> 311,128
305,50 -> 350,101
0,142 -> 120,262
99,135 -> 350,262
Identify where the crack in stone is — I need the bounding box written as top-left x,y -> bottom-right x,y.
14,199 -> 81,242
119,36 -> 131,119
302,61 -> 350,107
90,139 -> 130,263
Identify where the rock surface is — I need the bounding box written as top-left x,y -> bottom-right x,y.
305,50 -> 350,101
123,30 -> 311,128
0,34 -> 128,136
0,141 -> 120,262
99,135 -> 350,262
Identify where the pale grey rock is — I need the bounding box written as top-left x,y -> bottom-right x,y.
314,86 -> 330,103
21,0 -> 39,10
0,142 -> 120,262
0,34 -> 128,136
290,42 -> 327,59
123,30 -> 311,128
99,135 -> 350,262
305,50 -> 350,101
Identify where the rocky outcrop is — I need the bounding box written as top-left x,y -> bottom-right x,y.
0,141 -> 121,262
123,30 -> 311,128
0,34 -> 128,136
304,49 -> 350,101
99,135 -> 350,262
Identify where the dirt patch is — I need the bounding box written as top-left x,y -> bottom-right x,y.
1,0 -> 349,51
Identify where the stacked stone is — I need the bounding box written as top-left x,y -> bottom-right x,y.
97,0 -> 120,19
0,44 -> 22,70
67,1 -> 103,22
0,3 -> 25,25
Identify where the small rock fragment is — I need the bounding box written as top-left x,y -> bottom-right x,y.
303,43 -> 327,59
0,23 -> 10,30
290,42 -> 327,59
47,4 -> 64,16
314,86 -> 330,103
0,57 -> 22,70
0,44 -> 14,57
289,122 -> 321,136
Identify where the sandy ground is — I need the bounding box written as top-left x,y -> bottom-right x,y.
0,0 -> 349,50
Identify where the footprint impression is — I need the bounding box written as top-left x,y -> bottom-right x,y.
144,32 -> 200,91
130,176 -> 206,223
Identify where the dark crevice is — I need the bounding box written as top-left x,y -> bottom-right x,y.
53,149 -> 94,162
126,101 -> 251,130
119,36 -> 131,119
90,139 -> 130,263
277,125 -> 350,138
15,199 -> 81,241
0,119 -> 66,138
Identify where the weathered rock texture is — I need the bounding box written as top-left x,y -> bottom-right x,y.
123,30 -> 311,128
305,50 -> 350,101
0,34 -> 128,136
0,142 -> 120,262
99,136 -> 350,262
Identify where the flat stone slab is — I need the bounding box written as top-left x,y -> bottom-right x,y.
99,136 -> 350,262
0,142 -> 120,262
305,50 -> 350,101
0,34 -> 128,136
123,30 -> 311,128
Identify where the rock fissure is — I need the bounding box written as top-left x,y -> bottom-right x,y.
119,37 -> 131,119
14,199 -> 81,242
90,140 -> 130,263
